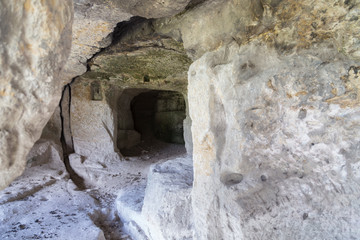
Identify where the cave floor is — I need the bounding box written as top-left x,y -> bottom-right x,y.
0,141 -> 186,240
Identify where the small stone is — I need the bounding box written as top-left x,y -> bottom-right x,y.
311,22 -> 318,29
222,173 -> 243,186
298,108 -> 307,119
260,175 -> 267,182
303,213 -> 308,220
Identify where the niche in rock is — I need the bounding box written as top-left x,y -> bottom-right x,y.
117,89 -> 186,157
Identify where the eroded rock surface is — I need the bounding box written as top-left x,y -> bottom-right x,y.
107,0 -> 193,19
155,0 -> 360,60
62,0 -> 199,83
0,142 -> 107,240
117,156 -> 193,240
71,25 -> 192,159
2,0 -> 360,239
61,0 -> 132,82
0,0 -> 73,189
189,42 -> 360,239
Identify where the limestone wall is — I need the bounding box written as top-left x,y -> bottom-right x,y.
189,42 -> 360,239
0,0 -> 73,189
70,33 -> 192,158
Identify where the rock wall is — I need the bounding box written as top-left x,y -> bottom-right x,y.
0,0 -> 73,189
116,156 -> 193,240
189,41 -> 360,239
0,0 -> 196,190
153,91 -> 186,144
2,0 -> 360,239
70,80 -> 119,160
141,157 -> 194,240
62,0 -> 196,84
70,32 -> 192,158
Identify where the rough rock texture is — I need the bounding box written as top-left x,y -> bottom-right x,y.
71,31 -> 192,158
39,106 -> 63,145
108,0 -> 192,19
67,1 -> 360,239
189,41 -> 360,239
155,0 -> 263,59
84,35 -> 191,92
141,157 -> 193,240
0,142 -> 107,240
26,140 -> 64,170
70,82 -> 120,161
3,0 -> 360,239
0,0 -> 73,190
62,0 -> 198,83
152,91 -> 186,144
117,156 -> 193,240
155,0 -> 360,60
42,0 -> 196,155
60,0 -> 132,83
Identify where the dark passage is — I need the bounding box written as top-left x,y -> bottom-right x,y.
132,90 -> 185,143
120,90 -> 186,157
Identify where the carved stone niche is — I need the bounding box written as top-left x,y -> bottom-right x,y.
91,81 -> 102,101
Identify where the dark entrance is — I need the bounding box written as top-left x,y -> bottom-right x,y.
120,90 -> 186,157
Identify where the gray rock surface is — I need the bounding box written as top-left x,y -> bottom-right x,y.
141,157 -> 193,240
155,0 -> 360,60
70,33 -> 192,158
109,0 -> 192,18
1,0 -> 360,239
188,42 -> 360,239
0,0 -> 73,189
116,156 -> 194,240
0,0 -> 198,190
62,0 -> 197,83
0,142 -> 107,240
61,0 -> 132,83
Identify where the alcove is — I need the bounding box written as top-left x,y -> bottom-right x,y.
117,89 -> 186,157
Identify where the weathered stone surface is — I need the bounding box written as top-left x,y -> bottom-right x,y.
189,41 -> 360,239
62,0 -> 198,84
117,130 -> 141,149
155,0 -> 263,59
141,156 -> 193,240
60,0 -> 132,83
70,81 -> 120,159
26,139 -> 64,171
0,146 -> 106,240
40,106 -> 62,144
71,32 -> 192,157
84,35 -> 191,93
0,0 -> 73,190
3,0 -> 359,239
154,110 -> 186,144
155,0 -> 360,60
116,156 -> 193,240
99,0 -> 192,19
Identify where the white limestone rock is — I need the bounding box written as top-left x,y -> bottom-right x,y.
26,139 -> 64,171
116,157 -> 194,240
141,157 -> 194,240
62,0 -> 197,83
70,80 -> 120,159
105,0 -> 192,19
155,0 -> 360,61
61,0 -> 132,83
188,42 -> 360,239
0,0 -> 73,190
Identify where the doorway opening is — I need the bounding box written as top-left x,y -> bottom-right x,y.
118,89 -> 186,158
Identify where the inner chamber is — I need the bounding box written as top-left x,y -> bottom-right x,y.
118,89 -> 186,157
